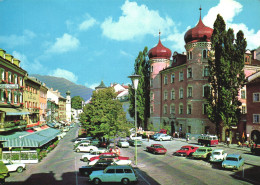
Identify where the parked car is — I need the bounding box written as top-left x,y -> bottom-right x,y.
79,160 -> 114,176
89,152 -> 129,162
74,140 -> 91,149
222,154 -> 245,170
89,165 -> 138,185
128,139 -> 142,147
89,157 -> 132,166
75,144 -> 98,153
117,139 -> 129,148
0,161 -> 9,184
174,145 -> 198,157
74,138 -> 90,145
151,133 -> 164,140
192,147 -> 212,159
81,150 -> 106,162
3,160 -> 26,173
209,149 -> 227,162
146,144 -> 167,154
63,126 -> 70,132
155,134 -> 173,141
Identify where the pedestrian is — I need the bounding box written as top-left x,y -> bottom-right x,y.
147,134 -> 150,142
227,136 -> 230,147
186,135 -> 189,143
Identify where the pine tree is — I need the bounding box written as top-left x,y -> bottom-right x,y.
207,14 -> 247,139
128,47 -> 150,130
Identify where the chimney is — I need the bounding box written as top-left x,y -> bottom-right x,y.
5,54 -> 13,63
0,49 -> 6,58
13,58 -> 21,67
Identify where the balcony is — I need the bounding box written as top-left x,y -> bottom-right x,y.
0,120 -> 27,131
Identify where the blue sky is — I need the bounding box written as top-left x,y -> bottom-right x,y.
0,0 -> 259,89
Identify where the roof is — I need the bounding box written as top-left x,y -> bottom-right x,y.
184,10 -> 213,44
226,154 -> 241,158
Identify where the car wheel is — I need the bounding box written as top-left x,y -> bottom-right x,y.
93,178 -> 101,185
76,149 -> 80,153
160,138 -> 162,141
17,167 -> 24,173
89,149 -> 93,153
83,157 -> 88,162
170,137 -> 173,141
122,178 -> 129,185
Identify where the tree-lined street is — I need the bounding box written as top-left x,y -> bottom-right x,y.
4,124 -> 260,185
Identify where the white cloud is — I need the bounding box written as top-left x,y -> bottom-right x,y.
12,51 -> 44,73
120,50 -> 134,58
203,0 -> 259,50
85,82 -> 100,90
49,68 -> 78,83
79,16 -> 98,31
46,33 -> 80,54
101,0 -> 174,41
0,30 -> 36,48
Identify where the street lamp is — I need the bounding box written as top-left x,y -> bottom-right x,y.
128,74 -> 141,165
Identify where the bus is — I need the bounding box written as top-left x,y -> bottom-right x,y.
198,134 -> 218,146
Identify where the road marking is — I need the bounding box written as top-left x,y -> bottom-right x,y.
135,169 -> 151,185
75,156 -> 78,185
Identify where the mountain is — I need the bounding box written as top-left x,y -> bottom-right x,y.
30,74 -> 93,101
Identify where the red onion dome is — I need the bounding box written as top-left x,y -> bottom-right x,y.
184,17 -> 213,44
148,36 -> 172,59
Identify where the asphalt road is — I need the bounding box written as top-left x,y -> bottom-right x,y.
4,124 -> 260,185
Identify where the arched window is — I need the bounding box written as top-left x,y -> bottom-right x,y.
164,104 -> 168,114
171,89 -> 175,100
179,104 -> 183,114
179,88 -> 184,99
170,104 -> 175,114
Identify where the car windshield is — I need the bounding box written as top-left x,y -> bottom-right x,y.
226,157 -> 238,161
180,148 -> 189,151
197,149 -> 206,152
154,145 -> 164,148
213,152 -> 221,155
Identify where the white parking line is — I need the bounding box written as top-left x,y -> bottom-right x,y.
135,169 -> 151,185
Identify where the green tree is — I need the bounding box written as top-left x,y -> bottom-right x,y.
207,14 -> 247,138
128,47 -> 150,130
79,87 -> 131,139
71,96 -> 84,109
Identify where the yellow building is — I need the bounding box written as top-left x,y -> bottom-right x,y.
58,96 -> 66,122
24,76 -> 41,128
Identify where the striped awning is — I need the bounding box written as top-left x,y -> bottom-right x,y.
0,108 -> 29,115
1,128 -> 61,148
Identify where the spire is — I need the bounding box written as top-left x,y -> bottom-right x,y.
159,30 -> 161,40
199,6 -> 202,20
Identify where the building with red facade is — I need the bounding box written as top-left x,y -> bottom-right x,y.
149,10 -> 260,141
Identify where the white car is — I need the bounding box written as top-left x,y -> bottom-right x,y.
81,149 -> 108,162
88,158 -> 132,166
210,149 -> 227,162
117,139 -> 129,148
3,160 -> 26,173
89,165 -> 138,185
155,134 -> 173,141
75,144 -> 98,153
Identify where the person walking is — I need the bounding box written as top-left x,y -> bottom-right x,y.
227,136 -> 230,147
186,135 -> 189,143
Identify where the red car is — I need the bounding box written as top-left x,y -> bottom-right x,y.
174,145 -> 198,157
89,152 -> 129,162
146,144 -> 167,154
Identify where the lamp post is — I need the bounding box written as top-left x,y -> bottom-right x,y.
128,74 -> 141,165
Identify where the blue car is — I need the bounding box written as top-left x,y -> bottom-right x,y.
222,154 -> 245,170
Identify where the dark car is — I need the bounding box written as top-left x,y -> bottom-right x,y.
128,139 -> 142,147
79,160 -> 114,176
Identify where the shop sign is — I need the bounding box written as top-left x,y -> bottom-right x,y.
0,84 -> 19,89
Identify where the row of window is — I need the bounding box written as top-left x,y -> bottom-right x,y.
24,101 -> 39,109
187,49 -> 208,60
0,68 -> 23,86
0,90 -> 23,103
150,86 -> 210,101
161,66 -> 209,86
150,103 -> 208,115
25,85 -> 38,94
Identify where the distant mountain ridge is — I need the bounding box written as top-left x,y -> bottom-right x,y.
31,74 -> 93,101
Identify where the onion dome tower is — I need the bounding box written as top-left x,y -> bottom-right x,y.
148,32 -> 172,129
66,90 -> 71,122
